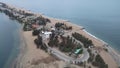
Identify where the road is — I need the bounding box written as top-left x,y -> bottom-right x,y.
46,31 -> 89,63
48,47 -> 89,63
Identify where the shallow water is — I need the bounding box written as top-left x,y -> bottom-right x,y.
0,13 -> 20,68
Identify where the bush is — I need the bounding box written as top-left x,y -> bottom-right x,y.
32,29 -> 40,36
92,54 -> 108,68
55,22 -> 64,28
72,32 -> 93,48
34,39 -> 40,48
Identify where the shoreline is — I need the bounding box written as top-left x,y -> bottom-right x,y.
3,22 -> 21,68
0,2 -> 120,67
12,7 -> 120,67
83,29 -> 120,66
83,29 -> 120,54
28,12 -> 120,67
42,12 -> 120,52
26,8 -> 120,55
11,25 -> 28,68
84,29 -> 120,54
41,13 -> 120,67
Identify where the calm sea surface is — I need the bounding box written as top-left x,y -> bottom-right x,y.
0,13 -> 20,68
0,0 -> 120,68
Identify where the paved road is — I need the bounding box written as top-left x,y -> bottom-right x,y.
49,47 -> 74,62
75,48 -> 89,62
46,31 -> 89,63
48,47 -> 89,63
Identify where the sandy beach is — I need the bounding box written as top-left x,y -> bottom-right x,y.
14,30 -> 82,68
41,14 -> 120,67
14,16 -> 120,68
1,3 -> 119,68
44,16 -> 119,68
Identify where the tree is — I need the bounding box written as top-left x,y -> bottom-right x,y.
34,39 -> 40,48
92,54 -> 108,68
32,29 -> 40,36
55,22 -> 64,28
72,32 -> 93,48
48,39 -> 55,47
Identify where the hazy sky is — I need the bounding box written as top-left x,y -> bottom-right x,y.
1,0 -> 120,15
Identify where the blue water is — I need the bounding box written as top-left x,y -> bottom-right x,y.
0,13 -> 20,68
0,0 -> 120,67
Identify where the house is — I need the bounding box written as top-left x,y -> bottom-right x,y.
41,31 -> 52,40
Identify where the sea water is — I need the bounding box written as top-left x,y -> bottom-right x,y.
0,13 -> 20,68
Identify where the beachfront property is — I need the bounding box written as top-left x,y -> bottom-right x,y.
41,31 -> 52,40
31,23 -> 90,64
0,3 -> 120,68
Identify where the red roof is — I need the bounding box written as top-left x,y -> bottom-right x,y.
32,24 -> 39,28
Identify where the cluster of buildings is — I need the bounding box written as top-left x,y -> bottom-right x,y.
34,24 -> 64,41
0,3 -> 90,65
0,3 -> 50,32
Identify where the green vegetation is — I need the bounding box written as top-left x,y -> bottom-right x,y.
87,49 -> 108,68
23,23 -> 32,31
87,49 -> 95,63
72,32 -> 93,48
59,36 -> 75,52
48,36 -> 59,47
1,5 -> 51,32
34,35 -> 43,48
34,35 -> 48,51
33,16 -> 51,26
32,29 -> 40,36
55,22 -> 72,30
55,22 -> 64,28
92,54 -> 108,68
23,16 -> 51,31
48,35 -> 82,53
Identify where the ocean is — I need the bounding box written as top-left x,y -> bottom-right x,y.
0,0 -> 120,67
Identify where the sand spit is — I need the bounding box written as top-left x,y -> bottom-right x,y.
14,31 -> 81,68
0,2 -> 120,68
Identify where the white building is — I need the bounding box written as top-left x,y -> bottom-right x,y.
41,31 -> 52,40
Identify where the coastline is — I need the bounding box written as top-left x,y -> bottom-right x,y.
83,29 -> 120,66
0,2 -> 120,67
16,11 -> 120,68
2,22 -> 21,68
41,14 -> 120,67
13,31 -> 73,68
11,28 -> 28,68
